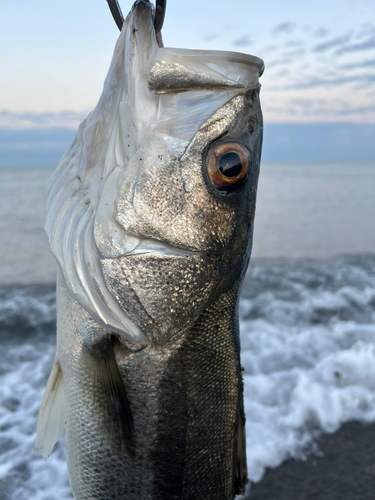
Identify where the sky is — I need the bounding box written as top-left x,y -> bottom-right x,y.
0,0 -> 374,161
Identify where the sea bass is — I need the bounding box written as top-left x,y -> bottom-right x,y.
35,1 -> 264,498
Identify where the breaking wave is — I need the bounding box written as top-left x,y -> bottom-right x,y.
241,254 -> 375,482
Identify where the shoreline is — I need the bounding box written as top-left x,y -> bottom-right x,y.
244,421 -> 375,499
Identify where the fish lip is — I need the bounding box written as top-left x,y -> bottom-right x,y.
117,236 -> 199,258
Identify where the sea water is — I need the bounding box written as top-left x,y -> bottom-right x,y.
0,162 -> 374,499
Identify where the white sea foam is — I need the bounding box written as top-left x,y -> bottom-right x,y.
0,255 -> 374,498
0,287 -> 71,499
241,256 -> 375,483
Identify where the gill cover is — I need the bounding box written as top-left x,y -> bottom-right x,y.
45,0 -> 264,344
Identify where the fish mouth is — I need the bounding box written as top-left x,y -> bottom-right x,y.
118,236 -> 198,259
100,237 -> 218,346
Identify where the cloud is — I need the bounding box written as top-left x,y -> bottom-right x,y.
264,98 -> 375,127
266,57 -> 294,69
282,48 -> 306,58
0,110 -> 87,130
272,22 -> 297,36
358,23 -> 375,38
313,33 -> 352,52
314,28 -> 331,38
336,36 -> 375,54
262,123 -> 375,161
291,99 -> 327,108
281,73 -> 375,90
0,127 -> 76,165
260,45 -> 278,54
312,26 -> 375,55
335,105 -> 375,116
232,35 -> 252,47
203,33 -> 220,42
341,59 -> 375,70
273,69 -> 291,79
265,47 -> 305,69
284,40 -> 305,48
287,99 -> 375,117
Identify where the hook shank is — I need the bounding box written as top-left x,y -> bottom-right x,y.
106,0 -> 125,31
154,0 -> 167,33
106,1 -> 167,33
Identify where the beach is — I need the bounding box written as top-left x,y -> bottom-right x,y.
246,421 -> 375,499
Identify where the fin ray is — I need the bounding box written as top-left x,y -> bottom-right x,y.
35,360 -> 66,460
83,337 -> 135,460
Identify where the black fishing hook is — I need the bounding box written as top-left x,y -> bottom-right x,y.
106,0 -> 167,33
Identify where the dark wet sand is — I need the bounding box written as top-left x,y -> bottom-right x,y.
244,421 -> 375,500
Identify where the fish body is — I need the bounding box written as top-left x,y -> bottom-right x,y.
35,1 -> 264,499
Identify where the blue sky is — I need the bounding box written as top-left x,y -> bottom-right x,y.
0,0 -> 374,161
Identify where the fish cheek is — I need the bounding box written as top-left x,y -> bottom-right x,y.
101,253 -> 220,345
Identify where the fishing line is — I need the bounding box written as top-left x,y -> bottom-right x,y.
106,0 -> 167,33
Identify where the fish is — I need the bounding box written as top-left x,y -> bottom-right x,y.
34,1 -> 264,498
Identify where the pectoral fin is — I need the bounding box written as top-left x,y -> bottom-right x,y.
234,375 -> 248,495
83,337 -> 135,461
35,360 -> 66,460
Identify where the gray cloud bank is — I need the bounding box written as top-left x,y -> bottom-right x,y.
336,36 -> 375,55
0,124 -> 374,165
341,59 -> 375,70
0,110 -> 87,130
269,73 -> 375,90
0,128 -> 76,165
262,123 -> 375,161
313,33 -> 352,52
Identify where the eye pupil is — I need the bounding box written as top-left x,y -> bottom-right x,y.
205,141 -> 250,193
218,152 -> 242,178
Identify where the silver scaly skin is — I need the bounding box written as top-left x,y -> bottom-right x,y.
35,1 -> 264,498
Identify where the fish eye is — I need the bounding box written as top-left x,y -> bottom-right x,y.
205,141 -> 250,192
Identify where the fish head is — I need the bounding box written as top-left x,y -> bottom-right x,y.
46,0 -> 264,345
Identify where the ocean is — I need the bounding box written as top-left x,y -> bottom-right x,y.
0,162 -> 374,499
